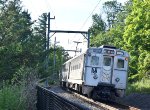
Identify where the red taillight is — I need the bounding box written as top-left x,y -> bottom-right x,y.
125,57 -> 128,61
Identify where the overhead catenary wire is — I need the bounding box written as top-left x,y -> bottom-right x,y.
80,0 -> 102,31
43,0 -> 102,56
70,0 -> 102,50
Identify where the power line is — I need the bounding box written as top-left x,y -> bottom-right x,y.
44,0 -> 102,55
80,0 -> 102,30
71,0 -> 102,49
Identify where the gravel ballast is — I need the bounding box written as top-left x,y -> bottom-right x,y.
49,86 -> 104,110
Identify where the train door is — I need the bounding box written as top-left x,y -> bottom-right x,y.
100,56 -> 113,84
67,62 -> 71,79
112,56 -> 128,89
84,53 -> 102,86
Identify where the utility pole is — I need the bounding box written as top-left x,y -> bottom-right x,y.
46,12 -> 55,69
45,12 -> 55,87
87,30 -> 90,48
47,12 -> 55,50
53,37 -> 59,77
73,41 -> 82,56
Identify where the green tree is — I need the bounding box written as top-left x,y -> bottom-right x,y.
90,0 -> 124,47
0,0 -> 33,80
123,0 -> 150,80
34,13 -> 70,78
89,14 -> 106,36
103,0 -> 123,28
33,13 -> 48,77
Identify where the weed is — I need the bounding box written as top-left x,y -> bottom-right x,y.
127,78 -> 150,94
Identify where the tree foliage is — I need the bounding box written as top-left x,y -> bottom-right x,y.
0,0 -> 69,81
103,0 -> 123,28
90,0 -> 125,48
123,0 -> 150,79
0,0 -> 33,80
89,14 -> 106,36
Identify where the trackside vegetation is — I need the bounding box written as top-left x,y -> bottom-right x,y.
0,84 -> 25,110
0,0 -> 69,109
0,0 -> 149,109
127,78 -> 150,94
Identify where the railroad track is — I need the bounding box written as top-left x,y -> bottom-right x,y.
62,87 -> 140,110
42,85 -> 140,110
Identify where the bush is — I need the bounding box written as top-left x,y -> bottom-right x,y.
0,84 -> 25,110
13,67 -> 38,110
127,78 -> 150,94
0,67 -> 39,110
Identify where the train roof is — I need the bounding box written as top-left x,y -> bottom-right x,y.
99,45 -> 117,49
63,46 -> 129,65
63,50 -> 87,65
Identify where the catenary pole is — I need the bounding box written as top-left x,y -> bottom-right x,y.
45,12 -> 55,87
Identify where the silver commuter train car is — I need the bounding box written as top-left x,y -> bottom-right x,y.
60,45 -> 129,100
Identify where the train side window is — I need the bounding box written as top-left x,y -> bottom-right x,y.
103,57 -> 111,66
62,65 -> 65,72
117,59 -> 124,68
79,64 -> 81,69
62,65 -> 67,72
91,56 -> 99,66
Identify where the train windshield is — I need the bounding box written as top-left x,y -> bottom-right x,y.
117,59 -> 124,68
91,56 -> 99,66
103,57 -> 111,66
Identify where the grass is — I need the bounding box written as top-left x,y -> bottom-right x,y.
0,84 -> 26,110
127,78 -> 150,94
0,67 -> 38,110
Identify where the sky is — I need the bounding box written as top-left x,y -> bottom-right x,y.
21,0 -> 127,56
